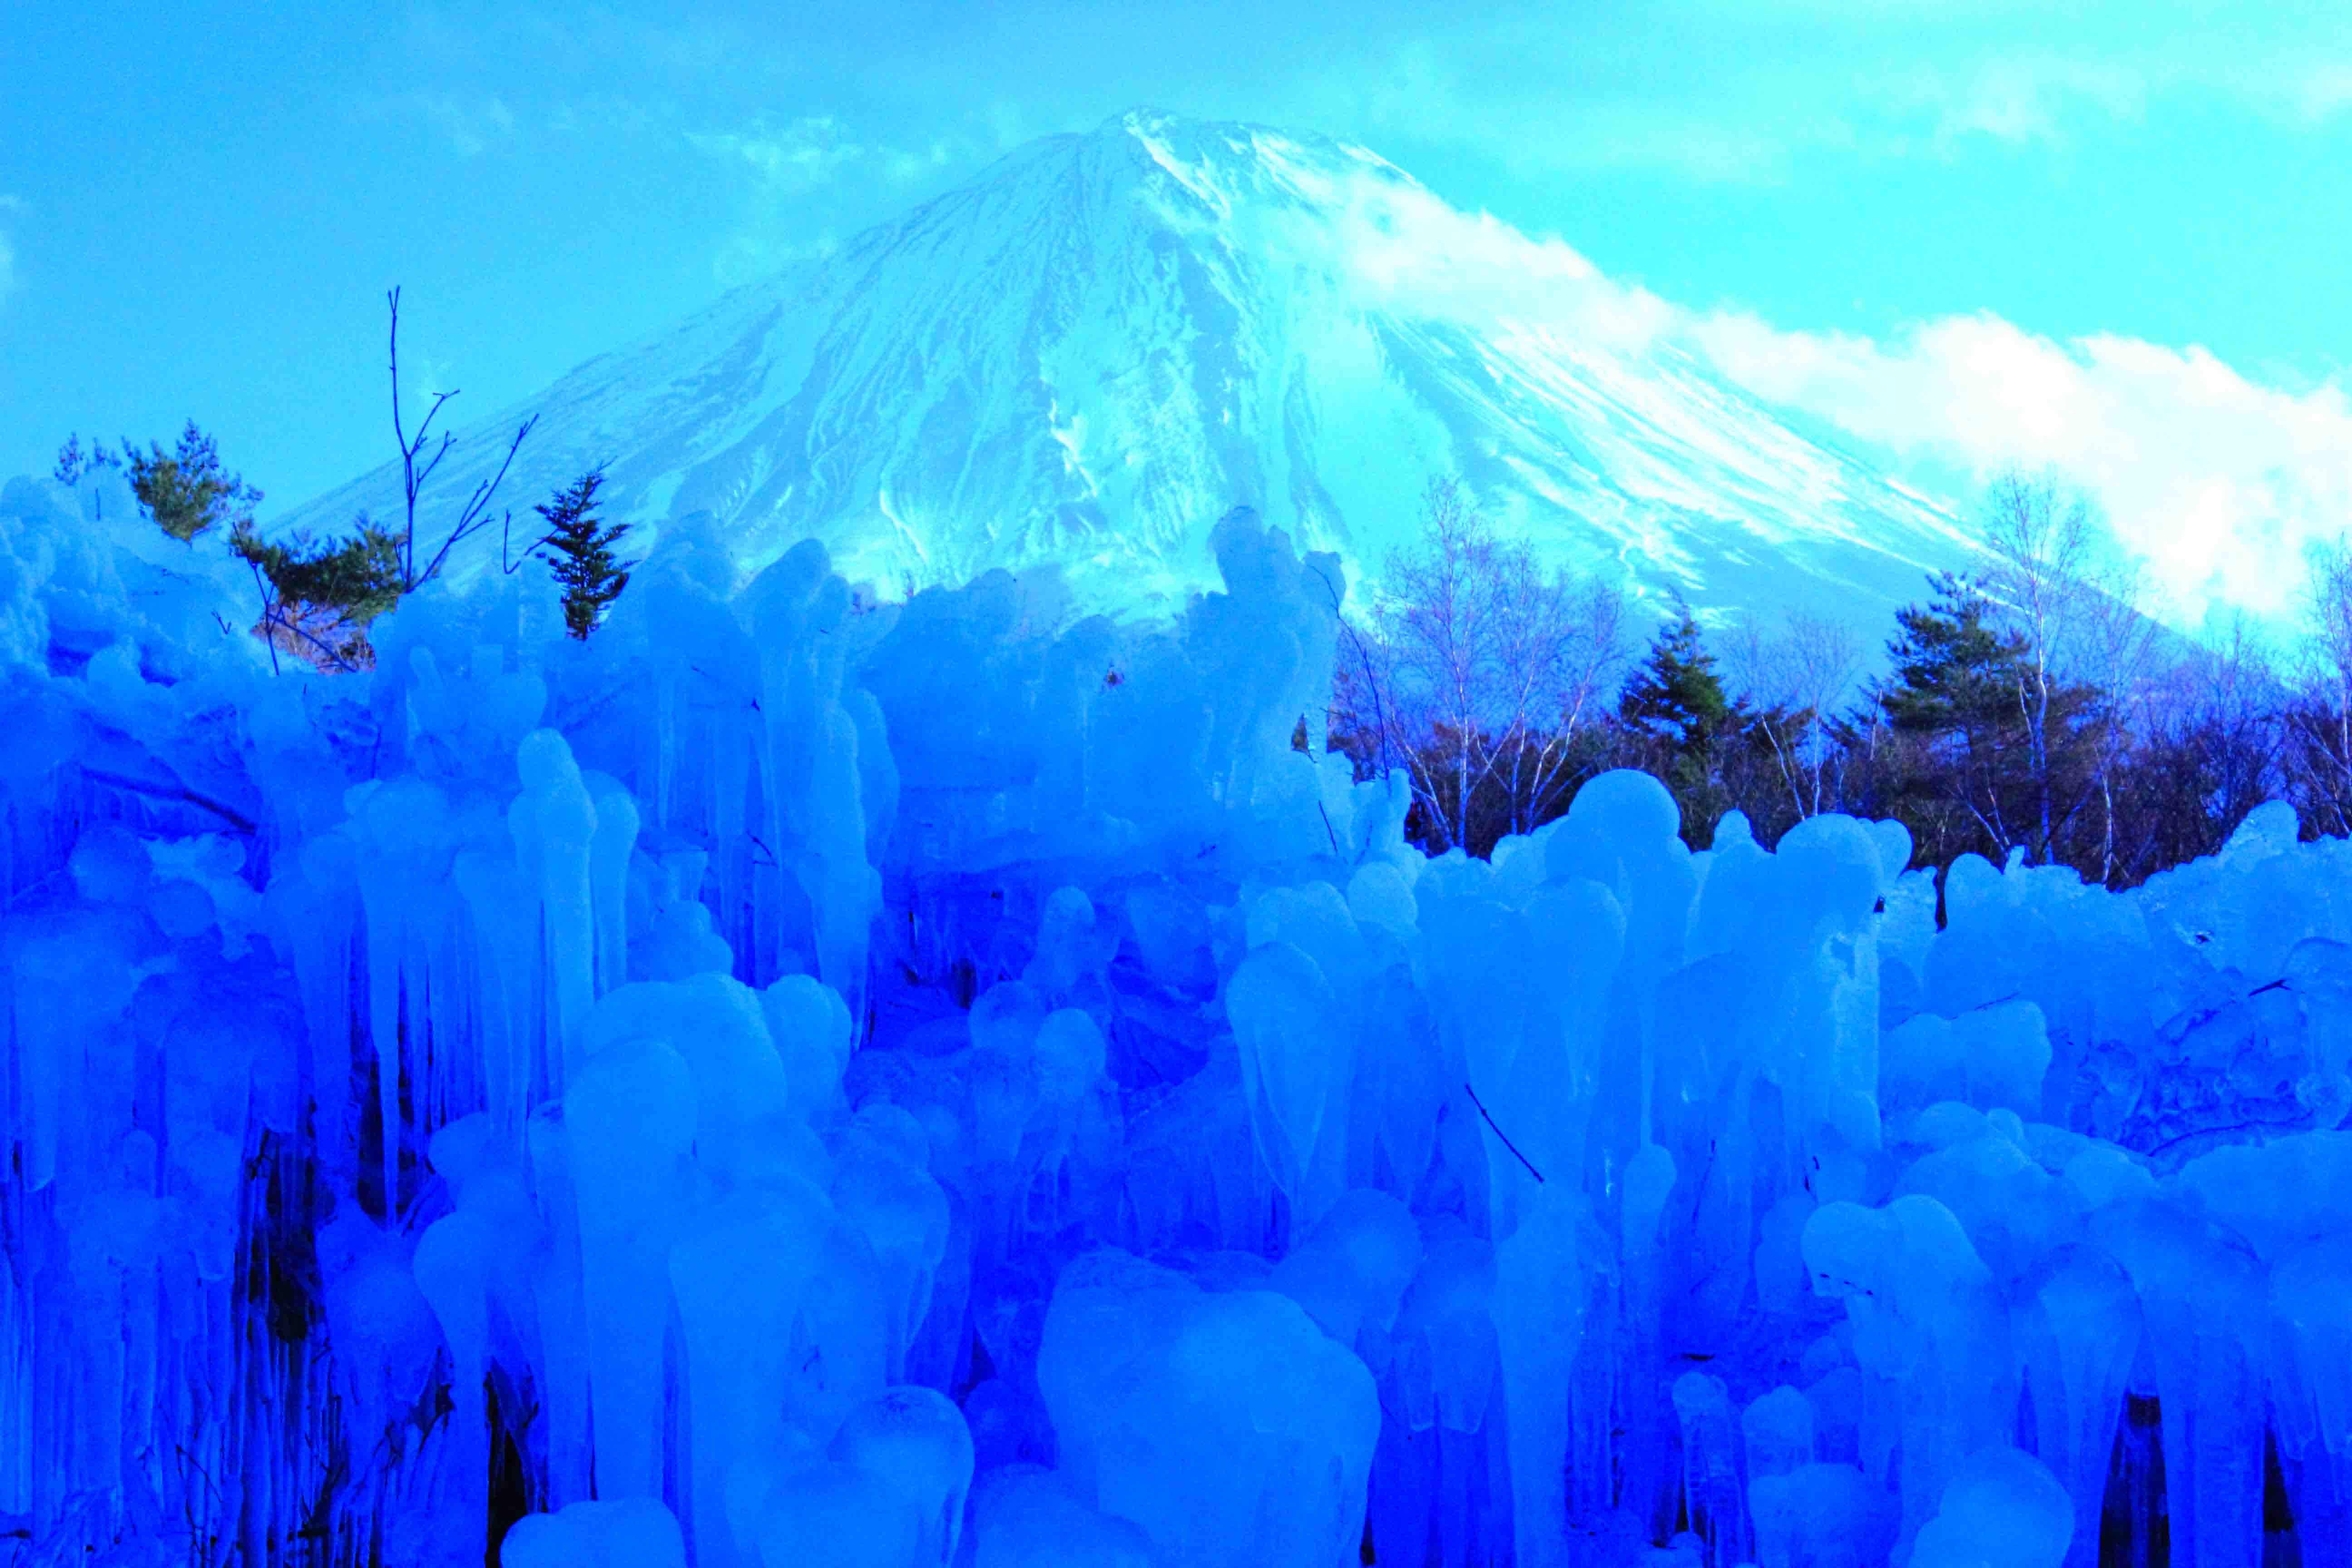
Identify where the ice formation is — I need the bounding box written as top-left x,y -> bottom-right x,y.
3,468 -> 2348,1566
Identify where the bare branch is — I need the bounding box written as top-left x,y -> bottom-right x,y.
79,767 -> 259,835
1973,462 -> 2132,863
416,412 -> 539,588
386,284 -> 539,591
262,600 -> 371,674
412,412 -> 458,488
239,557 -> 281,676
500,508 -> 557,575
1344,476 -> 1628,850
1464,1081 -> 1545,1183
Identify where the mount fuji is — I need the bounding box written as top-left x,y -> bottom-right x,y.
278,109 -> 1981,627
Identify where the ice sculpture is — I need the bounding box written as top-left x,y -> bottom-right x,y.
3,476 -> 2347,1567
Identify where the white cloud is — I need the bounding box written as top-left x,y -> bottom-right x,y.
0,195 -> 20,306
359,90 -> 517,157
1313,176 -> 1680,351
1685,310 -> 2352,622
1290,2 -> 2352,181
690,116 -> 869,187
405,349 -> 459,405
2293,60 -> 2352,121
688,114 -> 974,279
1302,165 -> 2352,627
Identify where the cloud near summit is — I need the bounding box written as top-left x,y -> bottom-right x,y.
689,115 -> 978,279
1298,164 -> 2352,626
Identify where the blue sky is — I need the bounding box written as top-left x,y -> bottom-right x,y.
4,1 -> 2350,619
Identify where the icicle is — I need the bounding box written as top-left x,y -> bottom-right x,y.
412,1205 -> 495,1562
511,730 -> 599,1089
455,842 -> 534,1138
1673,1370 -> 1747,1566
668,1185 -> 830,1568
2014,1246 -> 2141,1568
1494,1184 -> 1589,1568
585,771 -> 640,996
565,1035 -> 696,1499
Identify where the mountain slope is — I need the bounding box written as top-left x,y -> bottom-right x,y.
278,109 -> 1979,627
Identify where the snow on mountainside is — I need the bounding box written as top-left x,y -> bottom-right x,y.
277,108 -> 1982,626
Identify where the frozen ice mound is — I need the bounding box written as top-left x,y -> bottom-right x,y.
4,479 -> 2348,1565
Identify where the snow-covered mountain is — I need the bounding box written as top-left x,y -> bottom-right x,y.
279,108 -> 1980,626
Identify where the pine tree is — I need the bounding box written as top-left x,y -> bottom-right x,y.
1618,600 -> 1738,841
1867,569 -> 2105,867
1878,572 -> 2027,737
1865,572 -> 2023,862
1620,601 -> 1732,749
229,513 -> 407,673
123,421 -> 262,543
534,466 -> 631,639
55,435 -> 124,514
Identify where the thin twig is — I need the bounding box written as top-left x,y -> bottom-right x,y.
80,767 -> 259,834
261,598 -> 368,675
240,558 -> 281,676
416,413 -> 538,588
500,509 -> 554,575
388,284 -> 540,590
1464,1081 -> 1545,1183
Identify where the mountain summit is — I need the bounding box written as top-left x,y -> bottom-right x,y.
281,109 -> 1976,622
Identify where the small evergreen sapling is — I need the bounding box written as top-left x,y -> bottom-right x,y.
532,466 -> 631,638
54,435 -> 125,517
54,434 -> 112,485
122,421 -> 263,543
229,516 -> 406,625
229,513 -> 407,673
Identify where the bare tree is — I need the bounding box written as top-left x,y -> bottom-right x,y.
384,286 -> 539,592
1498,574 -> 1625,836
2290,534 -> 2352,834
2071,555 -> 2162,882
1345,477 -> 1623,851
1979,464 -> 2119,864
1361,478 -> 1495,849
1729,610 -> 1859,821
2125,610 -> 2285,869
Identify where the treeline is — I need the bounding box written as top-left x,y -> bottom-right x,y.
1332,473 -> 2351,889
66,363 -> 2347,893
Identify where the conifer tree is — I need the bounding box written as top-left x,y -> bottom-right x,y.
1619,600 -> 1738,839
229,513 -> 407,673
1878,571 -> 2029,739
53,434 -> 126,518
1869,568 -> 2105,866
533,465 -> 631,639
54,433 -> 127,485
122,421 -> 262,543
1622,600 -> 1736,753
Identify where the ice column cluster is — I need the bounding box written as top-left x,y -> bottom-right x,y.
5,472 -> 2352,1567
